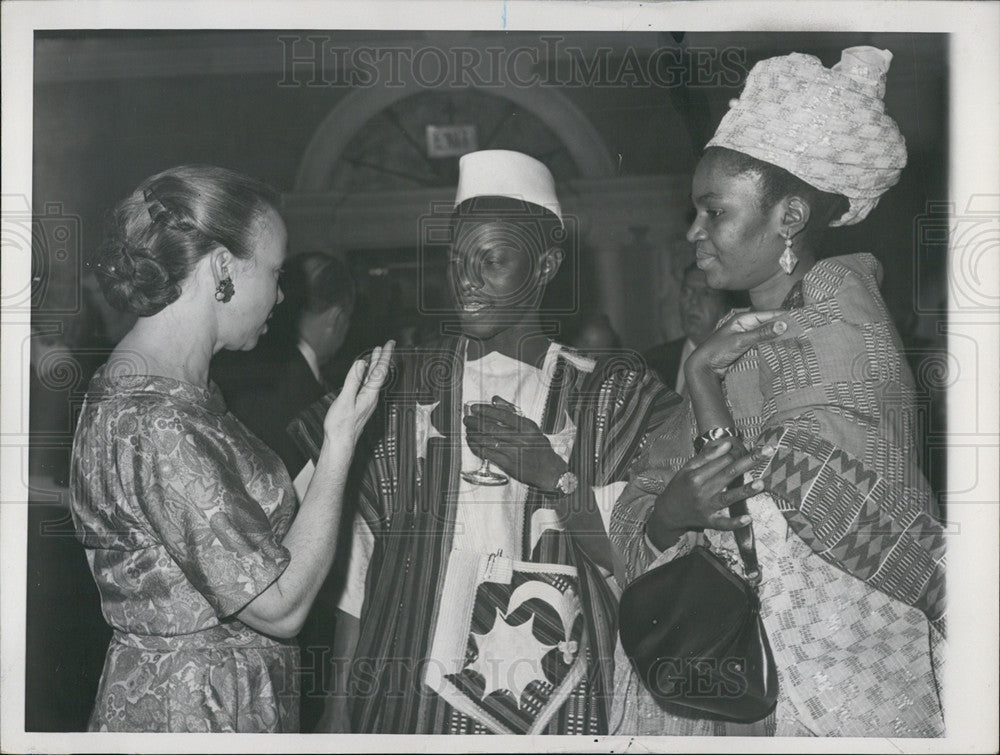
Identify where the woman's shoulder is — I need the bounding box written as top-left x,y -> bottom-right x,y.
803,253 -> 883,295
85,366 -> 227,441
92,363 -> 224,410
801,253 -> 890,324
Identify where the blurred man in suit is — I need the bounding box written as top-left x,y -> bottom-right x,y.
644,262 -> 731,394
212,252 -> 355,481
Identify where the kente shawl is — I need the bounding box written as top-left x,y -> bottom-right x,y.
612,254 -> 946,636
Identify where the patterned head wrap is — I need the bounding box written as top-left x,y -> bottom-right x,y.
707,46 -> 907,226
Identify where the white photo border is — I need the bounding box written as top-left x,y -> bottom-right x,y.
2,1 -> 997,753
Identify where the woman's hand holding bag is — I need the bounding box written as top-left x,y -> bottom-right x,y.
620,438 -> 780,723
644,440 -> 771,551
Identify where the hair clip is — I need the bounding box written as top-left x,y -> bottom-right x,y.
143,187 -> 172,224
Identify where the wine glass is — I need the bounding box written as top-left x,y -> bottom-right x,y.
461,401 -> 510,486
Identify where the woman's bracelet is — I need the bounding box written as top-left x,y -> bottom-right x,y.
694,426 -> 739,453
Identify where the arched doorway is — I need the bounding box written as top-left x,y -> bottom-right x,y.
293,83 -> 616,193
286,81 -> 620,358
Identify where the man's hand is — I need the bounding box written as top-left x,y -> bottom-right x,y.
463,397 -> 567,492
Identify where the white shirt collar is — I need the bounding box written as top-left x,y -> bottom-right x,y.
297,339 -> 322,382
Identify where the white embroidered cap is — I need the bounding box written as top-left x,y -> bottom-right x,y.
455,150 -> 563,226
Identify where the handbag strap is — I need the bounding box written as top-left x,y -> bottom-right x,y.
727,498 -> 762,587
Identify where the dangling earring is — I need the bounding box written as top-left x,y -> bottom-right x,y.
779,234 -> 798,275
215,276 -> 235,303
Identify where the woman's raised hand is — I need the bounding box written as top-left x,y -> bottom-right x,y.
687,310 -> 787,378
323,340 -> 395,446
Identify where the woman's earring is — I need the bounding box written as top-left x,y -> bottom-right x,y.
779,234 -> 798,275
215,276 -> 235,303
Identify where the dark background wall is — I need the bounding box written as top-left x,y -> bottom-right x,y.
31,31 -> 948,344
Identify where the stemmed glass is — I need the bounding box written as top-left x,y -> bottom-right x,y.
461,401 -> 511,486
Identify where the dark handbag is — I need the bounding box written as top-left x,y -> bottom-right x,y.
618,516 -> 778,723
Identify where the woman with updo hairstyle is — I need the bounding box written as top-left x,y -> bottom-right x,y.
70,165 -> 393,732
611,48 -> 945,736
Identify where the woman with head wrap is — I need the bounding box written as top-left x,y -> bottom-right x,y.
610,48 -> 945,736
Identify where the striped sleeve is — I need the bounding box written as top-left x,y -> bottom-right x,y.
286,391 -> 336,464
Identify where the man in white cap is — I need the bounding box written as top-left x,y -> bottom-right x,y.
310,150 -> 681,734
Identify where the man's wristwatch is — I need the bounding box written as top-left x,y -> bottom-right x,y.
553,470 -> 579,496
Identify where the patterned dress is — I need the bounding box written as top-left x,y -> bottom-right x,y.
610,254 -> 945,736
69,366 -> 300,732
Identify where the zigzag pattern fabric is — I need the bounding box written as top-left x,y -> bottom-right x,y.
729,255 -> 946,635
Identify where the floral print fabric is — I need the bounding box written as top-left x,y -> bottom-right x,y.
70,366 -> 299,732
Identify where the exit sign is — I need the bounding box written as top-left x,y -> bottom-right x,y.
426,124 -> 478,158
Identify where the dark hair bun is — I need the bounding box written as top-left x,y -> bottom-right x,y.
93,165 -> 279,317
95,233 -> 183,317
94,189 -> 197,316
